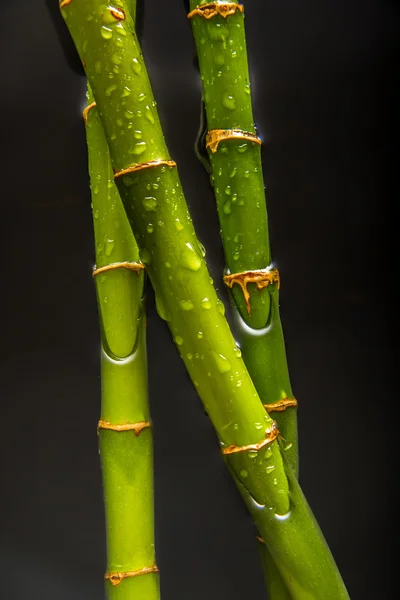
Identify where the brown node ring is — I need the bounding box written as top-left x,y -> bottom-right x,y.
222,422 -> 279,455
105,565 -> 159,587
82,102 -> 97,125
224,267 -> 280,314
206,129 -> 261,153
113,160 -> 177,180
92,261 -> 145,277
264,397 -> 298,413
98,420 -> 152,436
188,2 -> 244,20
59,0 -> 72,8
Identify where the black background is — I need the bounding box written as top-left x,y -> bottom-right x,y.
0,1 -> 397,598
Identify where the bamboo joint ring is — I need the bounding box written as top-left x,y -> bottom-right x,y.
105,565 -> 159,587
223,267 -> 280,314
188,2 -> 244,20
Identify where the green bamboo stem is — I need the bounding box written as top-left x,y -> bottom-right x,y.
187,0 -> 298,474
85,79 -> 159,599
187,4 -> 297,596
60,2 -> 349,597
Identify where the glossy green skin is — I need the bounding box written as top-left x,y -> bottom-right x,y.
189,0 -> 298,474
189,4 -> 297,597
61,2 -> 349,597
86,86 -> 159,598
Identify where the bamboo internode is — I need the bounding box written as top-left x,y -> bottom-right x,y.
205,129 -> 261,153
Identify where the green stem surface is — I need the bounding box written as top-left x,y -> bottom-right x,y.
188,3 -> 297,596
61,2 -> 349,597
188,0 -> 298,474
86,82 -> 159,599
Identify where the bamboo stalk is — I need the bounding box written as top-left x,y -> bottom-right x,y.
60,2 -> 349,597
187,0 -> 298,474
85,73 -> 159,600
187,3 -> 297,596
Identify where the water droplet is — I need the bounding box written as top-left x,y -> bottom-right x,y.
165,261 -> 171,268
124,109 -> 134,120
181,300 -> 194,311
233,423 -> 239,430
137,92 -> 147,102
229,167 -> 237,178
197,331 -> 204,339
134,130 -> 142,139
100,26 -> 113,40
237,143 -> 248,153
213,352 -> 231,373
131,141 -> 147,155
216,299 -> 225,315
147,223 -> 154,233
248,450 -> 258,459
175,219 -> 184,231
142,196 -> 157,211
266,465 -> 276,475
233,232 -> 242,243
131,57 -> 142,74
233,251 -> 240,261
273,478 -> 278,486
121,86 -> 131,97
255,422 -> 264,430
105,84 -> 117,96
222,92 -> 236,110
244,170 -> 250,178
181,243 -> 202,271
244,83 -> 250,95
175,335 -> 184,346
201,298 -> 211,310
214,54 -> 225,66
187,353 -> 193,360
223,200 -> 231,215
111,52 -> 122,65
240,469 -> 248,479
145,106 -> 155,124
93,209 -> 99,219
104,238 -> 115,256
284,442 -> 293,452
225,185 -> 232,195
92,185 -> 99,195
103,296 -> 108,304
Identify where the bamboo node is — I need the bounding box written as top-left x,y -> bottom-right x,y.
92,261 -> 145,277
264,397 -> 298,413
83,101 -> 97,125
206,129 -> 261,153
98,420 -> 152,436
222,422 -> 279,455
113,160 -> 177,179
223,267 -> 280,314
105,565 -> 159,586
188,2 -> 244,20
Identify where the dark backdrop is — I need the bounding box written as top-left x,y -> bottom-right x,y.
0,1 -> 397,599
